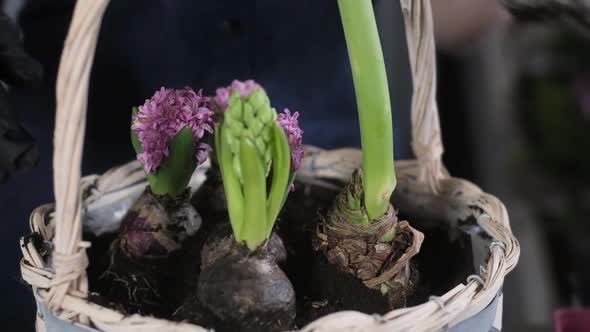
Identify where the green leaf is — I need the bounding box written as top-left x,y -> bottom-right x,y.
147,126 -> 196,196
216,124 -> 245,238
266,123 -> 291,234
130,107 -> 142,155
238,138 -> 268,250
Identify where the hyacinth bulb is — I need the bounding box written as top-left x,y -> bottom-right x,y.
194,80 -> 302,330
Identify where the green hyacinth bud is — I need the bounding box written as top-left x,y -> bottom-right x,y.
223,88 -> 277,181
214,80 -> 294,251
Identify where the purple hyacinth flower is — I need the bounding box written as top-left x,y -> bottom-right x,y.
277,108 -> 304,173
132,87 -> 216,173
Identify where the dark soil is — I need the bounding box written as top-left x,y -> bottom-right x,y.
190,167 -> 226,222
85,229 -> 209,318
83,178 -> 476,331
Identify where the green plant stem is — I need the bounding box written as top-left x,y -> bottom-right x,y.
338,0 -> 396,221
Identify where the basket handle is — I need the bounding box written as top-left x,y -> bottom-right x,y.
401,0 -> 446,192
49,0 -> 110,313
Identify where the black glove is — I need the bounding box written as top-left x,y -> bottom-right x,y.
0,11 -> 42,183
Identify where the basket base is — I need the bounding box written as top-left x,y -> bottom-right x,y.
32,289 -> 502,332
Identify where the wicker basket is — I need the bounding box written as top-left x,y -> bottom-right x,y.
19,0 -> 520,331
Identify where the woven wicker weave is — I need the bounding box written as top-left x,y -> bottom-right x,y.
19,0 -> 520,331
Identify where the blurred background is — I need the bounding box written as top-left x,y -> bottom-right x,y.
1,0 -> 589,331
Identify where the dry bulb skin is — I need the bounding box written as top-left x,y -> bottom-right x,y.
314,169 -> 424,306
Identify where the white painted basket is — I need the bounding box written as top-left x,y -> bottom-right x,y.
19,0 -> 519,331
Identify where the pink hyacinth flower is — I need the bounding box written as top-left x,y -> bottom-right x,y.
277,108 -> 304,172
132,87 -> 216,173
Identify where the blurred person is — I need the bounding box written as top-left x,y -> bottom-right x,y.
432,0 -> 590,51
502,0 -> 590,31
431,0 -> 511,50
1,0 -> 586,181
0,9 -> 41,183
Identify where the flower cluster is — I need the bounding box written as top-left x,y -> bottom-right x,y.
277,109 -> 304,172
214,80 -> 304,173
132,87 -> 216,173
214,79 -> 262,112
